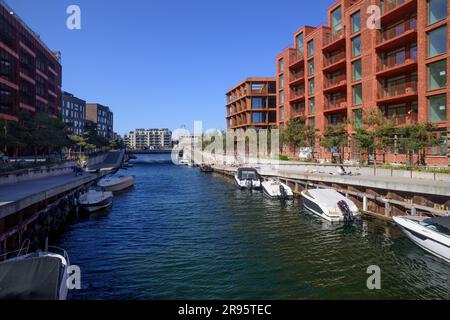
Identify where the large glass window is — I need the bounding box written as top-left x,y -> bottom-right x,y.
279,75 -> 284,89
353,59 -> 362,81
429,130 -> 447,156
279,91 -> 284,105
252,97 -> 266,109
353,84 -> 363,105
309,98 -> 315,114
428,26 -> 447,57
428,0 -> 448,25
308,40 -> 314,57
252,112 -> 265,123
279,58 -> 284,73
352,11 -> 361,33
280,107 -> 284,121
296,33 -> 304,54
332,7 -> 342,34
353,109 -> 363,129
309,79 -> 315,94
428,60 -> 447,90
429,94 -> 447,123
352,36 -> 361,57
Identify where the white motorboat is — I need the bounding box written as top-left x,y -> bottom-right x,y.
301,188 -> 360,222
393,215 -> 450,264
78,189 -> 113,213
0,246 -> 70,300
262,179 -> 293,200
234,167 -> 261,189
98,175 -> 135,192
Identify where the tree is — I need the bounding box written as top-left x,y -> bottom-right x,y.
281,117 -> 308,159
320,123 -> 348,163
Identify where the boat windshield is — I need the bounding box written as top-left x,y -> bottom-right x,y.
419,219 -> 450,237
241,171 -> 257,180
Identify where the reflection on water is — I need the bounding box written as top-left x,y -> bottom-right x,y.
57,154 -> 450,300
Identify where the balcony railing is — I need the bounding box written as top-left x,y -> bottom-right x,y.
325,73 -> 346,89
379,80 -> 417,99
290,70 -> 305,82
290,88 -> 306,100
380,18 -> 416,44
290,50 -> 304,66
324,29 -> 344,46
291,106 -> 306,118
381,0 -> 407,15
326,98 -> 347,110
380,54 -> 416,71
386,113 -> 418,125
324,50 -> 346,67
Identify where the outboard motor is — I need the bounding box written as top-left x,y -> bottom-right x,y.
279,185 -> 288,200
338,200 -> 353,222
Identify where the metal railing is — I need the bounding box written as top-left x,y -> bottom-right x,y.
324,50 -> 346,67
379,81 -> 418,98
324,73 -> 347,88
326,98 -> 347,110
380,18 -> 416,43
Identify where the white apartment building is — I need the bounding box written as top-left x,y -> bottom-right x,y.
124,129 -> 172,150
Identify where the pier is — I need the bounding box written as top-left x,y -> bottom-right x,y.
0,150 -> 125,256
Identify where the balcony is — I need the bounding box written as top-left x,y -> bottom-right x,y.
377,80 -> 418,104
380,0 -> 417,25
290,106 -> 306,118
289,50 -> 304,68
324,74 -> 347,93
323,29 -> 345,52
377,55 -> 417,78
289,88 -> 306,102
323,50 -> 346,72
376,18 -> 417,51
289,70 -> 305,85
324,98 -> 348,112
386,113 -> 418,126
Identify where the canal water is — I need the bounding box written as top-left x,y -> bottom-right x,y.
57,154 -> 450,300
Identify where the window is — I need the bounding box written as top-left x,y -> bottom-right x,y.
296,33 -> 304,54
309,117 -> 315,130
280,107 -> 284,121
309,98 -> 315,114
353,109 -> 363,129
279,76 -> 284,89
279,58 -> 284,73
252,97 -> 266,109
308,40 -> 314,57
428,60 -> 447,90
252,112 -> 265,123
428,0 -> 448,25
353,59 -> 362,81
352,11 -> 361,33
0,49 -> 14,82
429,94 -> 447,123
308,60 -> 314,75
429,130 -> 447,156
251,83 -> 264,92
353,84 -> 363,105
428,26 -> 447,57
331,7 -> 342,34
309,79 -> 315,94
279,91 -> 284,105
352,36 -> 361,57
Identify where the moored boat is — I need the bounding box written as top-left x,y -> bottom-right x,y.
98,175 -> 135,192
78,189 -> 113,213
234,167 -> 261,189
393,215 -> 450,263
262,179 -> 293,200
200,164 -> 214,173
0,246 -> 70,300
301,188 -> 360,223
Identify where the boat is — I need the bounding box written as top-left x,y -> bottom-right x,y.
301,188 -> 360,222
78,189 -> 113,213
234,167 -> 261,189
0,245 -> 70,300
200,164 -> 214,173
262,179 -> 293,200
97,175 -> 135,192
393,215 -> 450,263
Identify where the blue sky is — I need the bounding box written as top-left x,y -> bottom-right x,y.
8,0 -> 334,135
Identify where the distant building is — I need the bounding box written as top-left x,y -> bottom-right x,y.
124,129 -> 172,150
86,103 -> 114,139
62,91 -> 86,136
0,1 -> 62,122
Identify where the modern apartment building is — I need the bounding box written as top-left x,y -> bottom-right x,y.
86,103 -> 114,139
274,0 -> 449,165
62,91 -> 86,136
0,0 -> 62,121
124,128 -> 172,150
226,77 -> 277,130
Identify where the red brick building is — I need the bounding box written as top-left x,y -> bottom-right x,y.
0,1 -> 62,122
274,0 -> 449,165
226,77 -> 277,130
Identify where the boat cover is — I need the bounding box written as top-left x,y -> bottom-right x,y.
430,217 -> 450,230
0,256 -> 62,300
